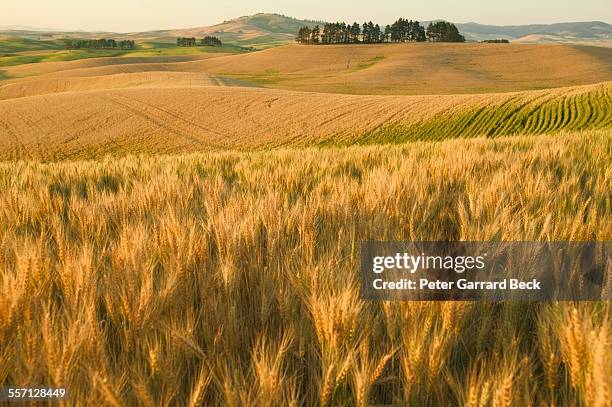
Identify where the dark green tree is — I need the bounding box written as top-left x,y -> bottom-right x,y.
350,22 -> 361,43
311,25 -> 320,44
202,36 -> 222,46
65,38 -> 136,49
383,25 -> 391,42
426,21 -> 465,42
296,26 -> 312,44
373,24 -> 382,43
295,18 -> 457,45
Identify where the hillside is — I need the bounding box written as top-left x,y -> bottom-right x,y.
143,13 -> 323,48
0,35 -> 66,54
0,14 -> 324,53
3,43 -> 610,95
188,43 -> 612,94
3,15 -> 611,52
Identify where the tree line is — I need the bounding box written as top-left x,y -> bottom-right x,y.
482,39 -> 510,43
65,39 -> 136,50
297,19 -> 465,44
177,36 -> 222,47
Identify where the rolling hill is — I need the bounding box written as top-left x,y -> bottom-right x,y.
3,43 -> 610,95
457,21 -> 612,44
0,14 -> 325,50
2,14 -> 611,51
0,22 -> 610,161
150,13 -> 324,46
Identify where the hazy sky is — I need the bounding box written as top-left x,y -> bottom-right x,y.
2,0 -> 611,32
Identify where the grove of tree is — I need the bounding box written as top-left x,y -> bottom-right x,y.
177,36 -> 223,47
297,19 -> 465,44
65,39 -> 136,50
482,39 -> 510,43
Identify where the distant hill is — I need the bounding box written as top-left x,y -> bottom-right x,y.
0,14 -> 325,49
1,15 -> 610,49
142,13 -> 325,48
457,21 -> 612,44
0,25 -> 66,32
161,16 -> 611,46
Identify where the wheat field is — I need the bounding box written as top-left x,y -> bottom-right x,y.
3,43 -> 611,95
1,39 -> 611,406
0,81 -> 609,160
0,130 -> 610,406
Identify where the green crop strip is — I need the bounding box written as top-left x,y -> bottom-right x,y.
353,86 -> 611,145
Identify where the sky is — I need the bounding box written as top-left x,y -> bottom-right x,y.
2,0 -> 611,32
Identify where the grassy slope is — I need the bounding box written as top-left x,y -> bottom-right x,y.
244,13 -> 319,34
0,132 -> 609,405
0,13 -> 320,58
0,45 -> 242,69
0,50 -> 131,67
155,13 -> 322,47
0,52 -> 231,80
0,36 -> 65,54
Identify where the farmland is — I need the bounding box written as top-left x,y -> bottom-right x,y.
0,80 -> 609,160
0,42 -> 610,162
0,25 -> 611,407
2,43 -> 611,93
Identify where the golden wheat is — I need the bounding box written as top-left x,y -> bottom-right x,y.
0,130 -> 609,405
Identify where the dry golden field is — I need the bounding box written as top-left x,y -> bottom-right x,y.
0,81 -> 610,160
0,40 -> 611,406
0,132 -> 610,405
2,43 -> 611,94
191,43 -> 612,94
0,43 -> 609,162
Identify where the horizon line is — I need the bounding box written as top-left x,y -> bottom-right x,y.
1,13 -> 610,34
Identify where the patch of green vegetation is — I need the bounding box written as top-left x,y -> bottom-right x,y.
236,34 -> 290,45
136,40 -> 178,49
226,75 -> 282,87
0,36 -> 65,53
245,14 -> 319,34
0,70 -> 9,80
205,31 -> 292,49
128,36 -> 246,53
194,31 -> 286,49
0,31 -> 271,68
0,43 -> 247,67
321,87 -> 612,146
122,45 -> 241,57
221,70 -> 293,87
0,55 -> 40,67
240,39 -> 293,50
0,49 -> 132,67
353,55 -> 385,71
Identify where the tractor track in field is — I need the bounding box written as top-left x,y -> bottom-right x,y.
0,81 -> 609,160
